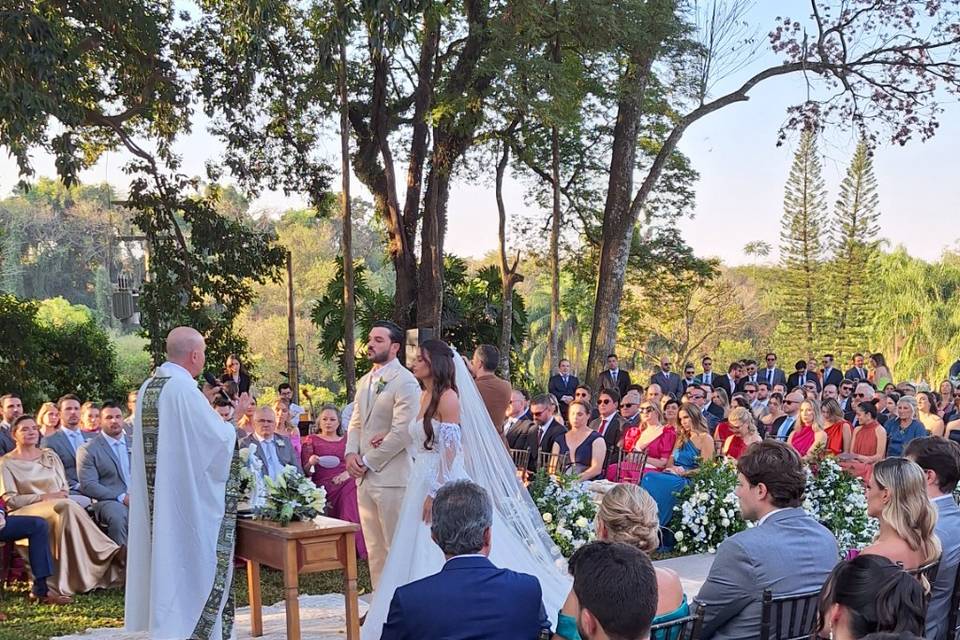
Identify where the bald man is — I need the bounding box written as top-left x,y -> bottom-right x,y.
126,326 -> 251,640
239,407 -> 301,480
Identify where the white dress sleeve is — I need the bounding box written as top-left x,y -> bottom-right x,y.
429,421 -> 463,497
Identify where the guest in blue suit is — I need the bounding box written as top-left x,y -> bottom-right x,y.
380,480 -> 550,640
905,436 -> 960,640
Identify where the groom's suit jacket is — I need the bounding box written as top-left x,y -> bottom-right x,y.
380,555 -> 550,640
345,358 -> 421,488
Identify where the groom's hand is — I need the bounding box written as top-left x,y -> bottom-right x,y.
345,453 -> 366,479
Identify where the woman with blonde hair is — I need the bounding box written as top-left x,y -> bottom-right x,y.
606,400 -> 676,482
273,399 -> 301,456
553,484 -> 688,640
36,402 -> 61,439
788,399 -> 828,460
722,406 -> 761,459
860,457 -> 940,572
642,402 -> 715,526
821,398 -> 852,455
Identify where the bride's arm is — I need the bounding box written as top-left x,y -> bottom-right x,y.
424,391 -> 462,523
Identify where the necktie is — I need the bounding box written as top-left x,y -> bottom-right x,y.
263,440 -> 281,478
705,373 -> 710,384
68,429 -> 81,452
599,417 -> 609,436
562,375 -> 568,387
767,370 -> 773,385
538,426 -> 545,444
612,370 -> 618,382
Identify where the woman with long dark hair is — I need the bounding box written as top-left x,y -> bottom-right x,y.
815,554 -> 926,639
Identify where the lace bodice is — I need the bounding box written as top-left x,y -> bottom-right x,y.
410,419 -> 464,496
409,419 -> 462,454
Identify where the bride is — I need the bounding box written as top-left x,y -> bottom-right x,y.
360,339 -> 571,638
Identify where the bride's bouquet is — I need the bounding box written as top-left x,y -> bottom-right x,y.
259,465 -> 327,526
528,469 -> 597,557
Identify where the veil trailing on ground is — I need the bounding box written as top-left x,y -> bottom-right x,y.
450,348 -> 568,573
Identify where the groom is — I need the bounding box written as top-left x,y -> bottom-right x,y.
345,320 -> 421,589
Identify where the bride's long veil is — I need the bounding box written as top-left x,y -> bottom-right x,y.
451,349 -> 567,573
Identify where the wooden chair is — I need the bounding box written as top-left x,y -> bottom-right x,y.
508,448 -> 530,481
758,588 -> 822,640
650,605 -> 704,640
537,451 -> 569,476
614,449 -> 649,484
908,559 -> 941,626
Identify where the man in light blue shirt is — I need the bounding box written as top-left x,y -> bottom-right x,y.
239,406 -> 301,480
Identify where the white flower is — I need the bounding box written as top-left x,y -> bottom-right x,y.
543,512 -> 553,523
674,531 -> 684,541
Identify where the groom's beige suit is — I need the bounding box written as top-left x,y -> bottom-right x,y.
346,357 -> 420,588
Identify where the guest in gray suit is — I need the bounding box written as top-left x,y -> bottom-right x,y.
40,394 -> 93,506
905,436 -> 960,640
239,406 -> 302,480
697,440 -> 838,640
0,394 -> 23,455
77,401 -> 130,546
651,357 -> 683,399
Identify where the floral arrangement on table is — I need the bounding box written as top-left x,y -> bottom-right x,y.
804,454 -> 877,556
259,465 -> 328,526
529,469 -> 597,557
669,458 -> 746,554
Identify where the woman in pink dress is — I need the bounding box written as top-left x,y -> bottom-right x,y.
606,401 -> 677,483
274,399 -> 302,456
301,404 -> 367,559
787,399 -> 827,461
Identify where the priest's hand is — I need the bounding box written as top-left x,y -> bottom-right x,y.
234,392 -> 252,418
345,453 -> 366,479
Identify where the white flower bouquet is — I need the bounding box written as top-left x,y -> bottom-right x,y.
804,455 -> 877,556
239,443 -> 267,512
259,465 -> 327,526
669,458 -> 746,554
529,469 -> 597,557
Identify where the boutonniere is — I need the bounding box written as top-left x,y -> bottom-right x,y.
276,438 -> 286,448
375,377 -> 387,395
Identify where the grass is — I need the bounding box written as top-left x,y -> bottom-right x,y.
0,561 -> 372,640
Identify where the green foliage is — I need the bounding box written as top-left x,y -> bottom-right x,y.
36,297 -> 94,327
110,332 -> 153,392
670,458 -> 746,555
529,468 -> 598,558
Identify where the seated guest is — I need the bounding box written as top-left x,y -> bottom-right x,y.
822,398 -> 853,455
714,394 -> 750,442
0,497 -> 72,608
236,400 -> 256,437
589,389 -> 623,471
79,401 -> 101,435
917,390 -> 945,436
643,403 -> 715,526
758,392 -> 783,432
554,484 -> 687,640
884,396 -> 927,457
815,554 -> 926,640
557,541 -> 657,640
606,401 -> 677,483
273,399 -> 302,456
504,389 -> 534,448
36,402 -> 61,440
938,381 -> 955,422
123,389 -> 138,436
40,394 -> 94,507
0,416 -> 122,595
552,400 -> 606,480
697,440 -> 838,639
904,436 -> 960,640
861,457 -> 940,571
77,402 -> 130,546
526,394 -> 568,473
240,406 -> 302,480
841,401 -> 887,481
0,394 -> 23,455
574,385 -> 600,421
301,404 -> 366,559
721,407 -> 761,459
381,480 -> 550,640
787,399 -> 827,460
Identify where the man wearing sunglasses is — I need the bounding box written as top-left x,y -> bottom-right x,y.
651,357 -> 682,399
525,394 -> 567,473
772,391 -> 804,441
589,389 -> 623,470
838,381 -> 855,418
760,353 -> 787,389
619,390 -> 642,429
821,354 -> 843,389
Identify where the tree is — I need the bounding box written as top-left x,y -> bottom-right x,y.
583,0 -> 960,383
743,241 -> 771,262
826,139 -> 881,360
495,140 -> 524,379
777,128 -> 828,357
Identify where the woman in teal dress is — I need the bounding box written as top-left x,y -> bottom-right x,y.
642,403 -> 716,527
553,484 -> 689,640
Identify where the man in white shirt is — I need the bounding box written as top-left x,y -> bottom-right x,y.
278,383 -> 305,426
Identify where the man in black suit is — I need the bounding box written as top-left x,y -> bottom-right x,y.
589,389 -> 623,470
574,385 -> 600,421
845,353 -> 869,382
503,390 -> 534,449
526,394 -> 567,472
735,359 -> 760,392
713,362 -> 742,399
695,356 -> 716,387
821,354 -> 843,389
786,360 -> 812,391
548,359 -> 579,422
698,383 -> 724,421
596,354 -> 631,398
838,380 -> 856,419
688,385 -> 721,432
759,353 -> 787,389
650,357 -> 683,399
679,364 -> 698,397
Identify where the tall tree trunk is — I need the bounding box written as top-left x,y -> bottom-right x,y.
548,6 -> 562,373
338,8 -> 356,399
496,138 -> 522,379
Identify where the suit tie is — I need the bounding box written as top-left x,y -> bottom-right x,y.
598,417 -> 610,436
562,375 -> 568,388
777,416 -> 795,440
767,370 -> 774,386
704,373 -> 710,384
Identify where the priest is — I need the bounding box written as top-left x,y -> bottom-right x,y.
125,326 -> 249,639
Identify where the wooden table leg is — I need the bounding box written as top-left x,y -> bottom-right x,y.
247,560 -> 263,637
342,532 -> 360,640
283,540 -> 301,640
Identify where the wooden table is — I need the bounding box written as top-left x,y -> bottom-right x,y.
236,516 -> 361,640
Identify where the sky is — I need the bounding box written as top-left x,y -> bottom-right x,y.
2,1 -> 959,266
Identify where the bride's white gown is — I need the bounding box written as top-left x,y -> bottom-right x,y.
360,417 -> 572,639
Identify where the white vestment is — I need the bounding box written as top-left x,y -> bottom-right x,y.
125,362 -> 239,640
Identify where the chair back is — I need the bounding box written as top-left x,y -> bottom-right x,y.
615,449 -> 649,483
947,557 -> 960,640
758,588 -> 821,640
509,448 -> 529,471
537,450 -> 569,476
907,559 -> 940,627
650,605 -> 704,640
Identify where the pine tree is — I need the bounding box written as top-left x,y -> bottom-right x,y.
827,139 -> 881,360
778,128 -> 828,358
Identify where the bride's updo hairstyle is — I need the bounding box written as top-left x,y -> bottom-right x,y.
419,339 -> 458,450
596,483 -> 660,554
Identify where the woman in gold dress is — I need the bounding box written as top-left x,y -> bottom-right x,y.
0,415 -> 123,595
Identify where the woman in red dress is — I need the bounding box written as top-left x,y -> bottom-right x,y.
301,404 -> 367,559
606,402 -> 677,483
821,398 -> 852,455
722,407 -> 761,460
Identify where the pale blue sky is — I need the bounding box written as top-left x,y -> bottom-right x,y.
2,1 -> 958,265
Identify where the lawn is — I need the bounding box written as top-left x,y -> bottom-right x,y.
0,561 -> 372,640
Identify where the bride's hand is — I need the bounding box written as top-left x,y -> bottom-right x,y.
421,496 -> 434,524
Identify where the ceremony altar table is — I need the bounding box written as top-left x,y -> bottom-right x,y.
236,516 -> 361,640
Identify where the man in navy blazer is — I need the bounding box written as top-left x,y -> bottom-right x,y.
906,437 -> 960,640
381,480 -> 550,640
548,359 -> 580,422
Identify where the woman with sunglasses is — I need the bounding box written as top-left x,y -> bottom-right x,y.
883,397 -> 926,457
642,403 -> 714,526
840,401 -> 887,481
605,401 -> 676,483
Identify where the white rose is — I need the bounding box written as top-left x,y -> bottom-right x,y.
721,518 -> 731,527
542,512 -> 553,523
674,531 -> 684,541
576,516 -> 589,528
